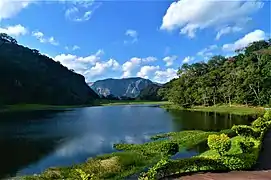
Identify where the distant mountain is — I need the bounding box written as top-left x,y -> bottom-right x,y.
0,33 -> 99,105
89,77 -> 155,98
137,84 -> 162,101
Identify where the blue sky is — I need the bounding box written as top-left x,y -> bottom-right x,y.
0,0 -> 270,83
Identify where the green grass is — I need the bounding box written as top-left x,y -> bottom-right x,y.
99,100 -> 171,106
161,104 -> 264,116
23,130 -> 233,180
0,101 -> 171,113
0,104 -> 92,113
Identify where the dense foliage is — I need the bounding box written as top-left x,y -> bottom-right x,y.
140,110 -> 271,179
0,33 -> 99,105
158,40 -> 271,107
137,84 -> 162,101
207,134 -> 231,156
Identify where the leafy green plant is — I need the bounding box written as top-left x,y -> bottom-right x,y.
75,169 -> 91,180
160,142 -> 179,156
239,140 -> 254,153
264,110 -> 271,121
139,158 -> 169,180
232,125 -> 261,138
207,134 -> 231,156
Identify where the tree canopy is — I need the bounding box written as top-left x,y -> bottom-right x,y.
158,40 -> 271,107
0,34 -> 99,105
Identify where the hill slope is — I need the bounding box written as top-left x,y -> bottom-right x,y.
90,77 -> 154,98
0,33 -> 99,105
137,84 -> 163,101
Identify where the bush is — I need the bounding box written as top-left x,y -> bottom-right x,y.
232,125 -> 261,139
239,140 -> 255,153
264,110 -> 271,121
207,134 -> 231,156
160,142 -> 179,156
140,157 -> 227,180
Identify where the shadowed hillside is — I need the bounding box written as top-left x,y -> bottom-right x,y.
0,33 -> 99,105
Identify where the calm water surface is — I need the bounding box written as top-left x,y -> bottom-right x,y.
0,105 -> 252,179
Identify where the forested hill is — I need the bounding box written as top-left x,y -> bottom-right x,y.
137,84 -> 163,101
158,40 -> 271,107
0,33 -> 99,105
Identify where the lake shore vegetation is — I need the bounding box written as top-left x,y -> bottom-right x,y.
23,110 -> 271,180
158,40 -> 271,110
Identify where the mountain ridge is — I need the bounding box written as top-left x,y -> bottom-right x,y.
89,77 -> 156,98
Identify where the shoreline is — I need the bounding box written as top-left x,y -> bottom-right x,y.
0,102 -> 265,116
161,104 -> 265,116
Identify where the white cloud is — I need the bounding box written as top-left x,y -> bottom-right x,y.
122,57 -> 141,78
84,59 -> 120,77
65,45 -> 81,51
154,68 -> 178,83
0,0 -> 33,21
182,56 -> 194,63
197,44 -> 218,60
216,26 -> 243,40
125,29 -> 138,44
54,49 -> 119,80
65,1 -> 101,22
0,24 -> 28,36
163,55 -> 178,67
72,45 -> 80,50
137,65 -> 160,79
121,56 -> 157,78
161,0 -> 263,38
142,56 -> 157,62
32,31 -> 59,46
222,29 -> 267,51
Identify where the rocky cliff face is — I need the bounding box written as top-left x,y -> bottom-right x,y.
90,77 -> 154,98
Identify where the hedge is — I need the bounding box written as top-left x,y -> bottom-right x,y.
140,110 -> 271,180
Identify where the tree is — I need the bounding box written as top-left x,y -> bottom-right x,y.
159,39 -> 271,107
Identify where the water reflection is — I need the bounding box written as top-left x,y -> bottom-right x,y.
0,106 -> 252,178
168,110 -> 252,131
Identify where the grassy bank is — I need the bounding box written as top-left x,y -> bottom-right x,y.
23,129 -> 235,180
140,111 -> 271,179
161,104 -> 265,116
0,101 -> 171,113
0,104 -> 94,113
99,100 -> 170,106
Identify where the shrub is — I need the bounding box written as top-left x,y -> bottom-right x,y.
264,110 -> 271,121
239,140 -> 255,153
160,142 -> 179,156
140,157 -> 227,180
207,134 -> 231,156
75,169 -> 91,180
232,125 -> 261,138
252,117 -> 265,128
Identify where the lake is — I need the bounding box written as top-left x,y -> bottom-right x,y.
0,105 -> 252,179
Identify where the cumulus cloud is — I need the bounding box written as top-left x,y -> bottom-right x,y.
54,49 -> 120,80
154,68 -> 178,84
161,0 -> 263,38
84,59 -> 120,77
0,0 -> 33,21
125,29 -> 138,44
122,56 -> 157,78
222,29 -> 267,51
137,66 -> 160,79
182,56 -> 195,63
32,31 -> 59,46
64,0 -> 101,22
0,24 -> 28,36
163,55 -> 178,67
